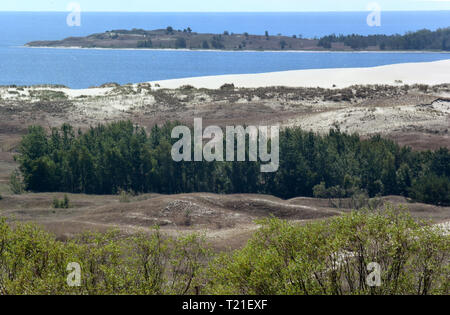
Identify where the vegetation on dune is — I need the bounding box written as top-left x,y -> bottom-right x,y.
53,194 -> 70,209
28,90 -> 68,101
14,121 -> 450,206
207,207 -> 449,295
9,169 -> 24,195
0,207 -> 448,295
0,218 -> 210,295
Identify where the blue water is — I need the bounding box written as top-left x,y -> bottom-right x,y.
0,12 -> 449,88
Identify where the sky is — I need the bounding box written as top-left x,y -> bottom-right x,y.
1,0 -> 450,12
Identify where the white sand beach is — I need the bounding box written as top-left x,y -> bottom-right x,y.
149,59 -> 450,89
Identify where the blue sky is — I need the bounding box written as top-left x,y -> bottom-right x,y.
1,0 -> 450,12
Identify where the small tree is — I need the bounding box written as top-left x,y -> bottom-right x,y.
313,182 -> 328,198
166,26 -> 174,34
53,195 -> 70,209
63,194 -> 70,208
9,169 -> 24,194
118,189 -> 131,203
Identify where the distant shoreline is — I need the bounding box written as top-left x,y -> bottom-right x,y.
22,45 -> 450,54
25,26 -> 450,53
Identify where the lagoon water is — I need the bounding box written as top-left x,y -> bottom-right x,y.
0,11 -> 449,88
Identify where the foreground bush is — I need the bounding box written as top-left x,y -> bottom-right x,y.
0,220 -> 210,295
0,206 -> 448,295
206,207 -> 449,295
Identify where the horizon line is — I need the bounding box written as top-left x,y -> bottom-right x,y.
1,9 -> 450,13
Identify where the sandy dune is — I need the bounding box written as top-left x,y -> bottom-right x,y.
149,59 -> 450,89
1,192 -> 448,249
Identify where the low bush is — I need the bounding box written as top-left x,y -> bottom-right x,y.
9,169 -> 24,195
0,206 -> 448,295
206,206 -> 449,295
53,195 -> 70,209
0,219 -> 210,295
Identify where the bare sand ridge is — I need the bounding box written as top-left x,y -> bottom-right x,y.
149,59 -> 450,89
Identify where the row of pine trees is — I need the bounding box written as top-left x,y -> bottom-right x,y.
15,121 -> 450,205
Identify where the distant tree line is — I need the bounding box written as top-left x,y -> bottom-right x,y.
15,121 -> 450,205
318,27 -> 450,50
137,40 -> 153,48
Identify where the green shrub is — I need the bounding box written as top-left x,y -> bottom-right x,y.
220,83 -> 235,91
0,206 -> 448,295
9,169 -> 24,195
29,90 -> 68,101
53,195 -> 70,209
205,206 -> 449,295
118,190 -> 132,203
0,219 -> 210,295
410,174 -> 450,206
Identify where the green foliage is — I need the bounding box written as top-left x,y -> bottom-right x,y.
15,121 -> 450,205
175,37 -> 187,49
137,40 -> 153,48
53,195 -> 70,209
318,27 -> 450,51
409,174 -> 450,206
9,169 -> 24,195
0,207 -> 448,295
28,90 -> 68,101
118,189 -> 132,203
220,83 -> 235,91
0,219 -> 210,295
166,26 -> 174,34
210,36 -> 225,49
205,206 -> 449,295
